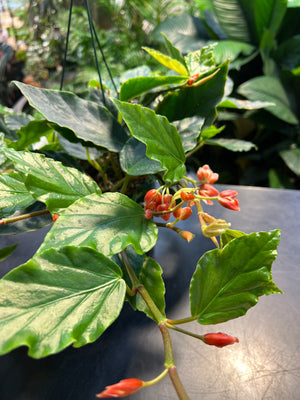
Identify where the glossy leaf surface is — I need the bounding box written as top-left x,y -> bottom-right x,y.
119,76 -> 188,102
280,148 -> 300,176
190,230 -> 282,324
119,138 -> 162,176
238,76 -> 299,124
112,99 -> 186,182
4,148 -> 101,212
0,171 -> 35,217
39,193 -> 158,256
14,82 -> 128,152
0,246 -> 126,358
142,47 -> 188,75
204,138 -> 256,152
10,120 -> 54,151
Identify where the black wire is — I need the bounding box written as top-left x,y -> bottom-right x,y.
84,0 -> 106,105
60,0 -> 73,91
92,21 -> 118,96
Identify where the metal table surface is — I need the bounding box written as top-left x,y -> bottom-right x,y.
0,185 -> 299,400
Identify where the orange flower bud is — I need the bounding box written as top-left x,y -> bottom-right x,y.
178,207 -> 192,220
180,191 -> 195,201
203,332 -> 239,348
218,190 -> 240,211
179,230 -> 195,242
52,214 -> 59,223
96,378 -> 143,398
196,164 -> 219,184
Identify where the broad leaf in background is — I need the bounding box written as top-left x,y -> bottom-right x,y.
211,40 -> 256,68
142,47 -> 188,76
0,246 -> 126,358
218,97 -> 274,110
119,76 -> 188,102
156,61 -> 228,123
280,148 -> 300,176
39,192 -> 158,256
0,171 -> 35,217
14,81 -> 128,152
204,138 -> 257,152
237,76 -> 299,124
112,99 -> 186,183
190,230 -> 281,324
119,138 -> 162,176
174,116 -> 205,152
4,148 -> 101,213
254,0 -> 287,41
162,33 -> 187,68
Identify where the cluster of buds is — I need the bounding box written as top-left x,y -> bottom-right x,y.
143,165 -> 240,244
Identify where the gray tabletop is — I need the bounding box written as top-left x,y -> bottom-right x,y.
0,185 -> 299,400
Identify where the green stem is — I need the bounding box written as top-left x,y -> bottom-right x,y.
185,141 -> 205,159
0,209 -> 50,225
120,174 -> 132,194
167,323 -> 205,342
159,322 -> 190,400
142,369 -> 168,387
166,316 -> 198,325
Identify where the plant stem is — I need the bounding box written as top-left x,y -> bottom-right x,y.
167,323 -> 205,342
159,322 -> 190,400
142,368 -> 168,387
0,209 -> 50,225
167,316 -> 198,325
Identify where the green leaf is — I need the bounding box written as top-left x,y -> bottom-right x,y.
156,61 -> 229,123
274,35 -> 300,70
211,0 -> 253,43
4,148 -> 101,213
0,243 -> 18,261
162,33 -> 187,68
142,47 -> 188,75
119,76 -> 188,102
280,148 -> 300,176
200,125 -> 225,140
119,137 -> 162,176
288,0 -> 300,6
237,76 -> 299,124
39,193 -> 158,256
254,0 -> 287,41
13,81 -> 128,152
174,117 -> 205,152
0,246 -> 126,358
112,99 -> 186,183
184,44 -> 216,76
204,138 -> 257,152
211,40 -> 255,66
220,229 -> 246,248
218,97 -> 274,109
5,113 -> 32,131
9,120 -> 54,151
190,230 -> 282,325
0,171 -> 35,217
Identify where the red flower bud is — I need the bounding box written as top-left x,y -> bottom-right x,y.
96,378 -> 143,398
180,191 -> 195,201
173,207 -> 182,219
157,203 -> 171,221
144,189 -> 162,207
187,73 -> 200,85
197,164 -> 219,184
218,190 -> 240,211
178,207 -> 192,220
203,332 -> 239,348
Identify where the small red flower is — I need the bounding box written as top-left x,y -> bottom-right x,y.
157,203 -> 171,221
96,378 -> 143,398
178,207 -> 192,221
196,165 -> 219,184
198,183 -> 219,205
218,190 -> 240,211
187,73 -> 200,85
203,332 -> 239,348
180,191 -> 195,201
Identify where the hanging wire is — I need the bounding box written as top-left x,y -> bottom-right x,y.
60,0 -> 118,100
92,21 -> 118,96
60,0 -> 73,90
84,0 -> 106,105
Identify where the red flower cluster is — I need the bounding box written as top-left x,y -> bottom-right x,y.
96,378 -> 143,398
203,332 -> 239,348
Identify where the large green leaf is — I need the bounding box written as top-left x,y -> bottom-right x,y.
142,47 -> 188,75
173,117 -> 205,152
211,0 -> 253,43
254,0 -> 287,41
237,76 -> 299,124
13,82 -> 128,152
39,192 -> 158,256
0,246 -> 126,358
156,61 -> 229,123
0,171 -> 35,217
211,40 -> 255,66
190,230 -> 282,324
112,99 -> 186,183
4,148 -> 101,213
119,137 -> 162,176
119,76 -> 188,102
162,33 -> 187,68
204,138 -> 256,152
218,97 -> 274,109
184,45 -> 216,76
